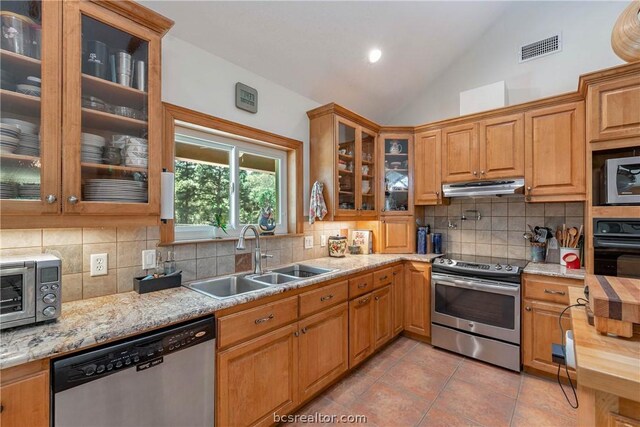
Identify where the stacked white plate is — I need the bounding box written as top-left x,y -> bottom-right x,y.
15,133 -> 40,157
124,137 -> 148,168
84,179 -> 148,203
0,182 -> 18,199
0,124 -> 20,154
81,132 -> 106,164
1,118 -> 39,135
18,183 -> 40,199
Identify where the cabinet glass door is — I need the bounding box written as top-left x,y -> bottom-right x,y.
383,137 -> 410,213
359,129 -> 376,215
0,0 -> 60,213
63,2 -> 159,215
336,119 -> 356,215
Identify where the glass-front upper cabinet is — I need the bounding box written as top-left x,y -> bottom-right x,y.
0,0 -> 60,214
381,134 -> 413,215
62,1 -> 161,215
336,118 -> 357,216
359,129 -> 377,217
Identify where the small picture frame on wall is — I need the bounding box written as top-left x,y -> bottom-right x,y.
236,82 -> 258,113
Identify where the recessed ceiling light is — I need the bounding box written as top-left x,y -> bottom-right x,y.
368,48 -> 382,64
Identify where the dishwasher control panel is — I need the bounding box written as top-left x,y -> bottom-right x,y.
52,316 -> 215,393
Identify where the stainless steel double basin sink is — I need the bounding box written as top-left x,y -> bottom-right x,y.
184,264 -> 335,299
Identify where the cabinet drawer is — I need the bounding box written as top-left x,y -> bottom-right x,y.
349,273 -> 373,299
299,281 -> 348,318
218,296 -> 298,348
373,267 -> 393,289
523,275 -> 583,305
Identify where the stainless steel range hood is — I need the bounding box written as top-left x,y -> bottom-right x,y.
442,178 -> 525,198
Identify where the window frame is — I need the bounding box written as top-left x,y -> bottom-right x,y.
173,124 -> 288,241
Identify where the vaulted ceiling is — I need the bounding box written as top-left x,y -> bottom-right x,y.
142,1 -> 513,123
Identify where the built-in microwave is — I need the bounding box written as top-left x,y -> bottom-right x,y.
602,156 -> 640,205
0,254 -> 62,330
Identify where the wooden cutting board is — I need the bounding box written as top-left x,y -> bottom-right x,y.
586,274 -> 640,337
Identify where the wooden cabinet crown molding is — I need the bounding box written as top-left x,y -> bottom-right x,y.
306,103 -> 381,132
88,0 -> 174,35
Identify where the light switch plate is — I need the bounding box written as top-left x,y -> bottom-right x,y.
320,235 -> 327,247
90,253 -> 108,277
142,249 -> 157,270
304,236 -> 313,249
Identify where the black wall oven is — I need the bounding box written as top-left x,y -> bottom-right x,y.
593,218 -> 640,279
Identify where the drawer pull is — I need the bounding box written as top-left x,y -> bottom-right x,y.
357,283 -> 368,289
359,297 -> 370,305
544,289 -> 566,296
379,275 -> 388,281
525,306 -> 532,311
320,294 -> 334,302
255,314 -> 274,325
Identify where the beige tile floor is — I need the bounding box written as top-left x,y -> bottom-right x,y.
286,337 -> 577,427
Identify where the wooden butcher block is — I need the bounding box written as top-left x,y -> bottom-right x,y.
586,274 -> 640,338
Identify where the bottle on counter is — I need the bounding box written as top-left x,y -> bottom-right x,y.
417,227 -> 428,254
432,233 -> 442,254
164,250 -> 176,274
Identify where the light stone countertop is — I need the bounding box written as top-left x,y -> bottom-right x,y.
0,253 -> 441,370
522,262 -> 586,281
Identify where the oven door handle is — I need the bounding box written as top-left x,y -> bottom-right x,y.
432,275 -> 519,296
594,240 -> 640,249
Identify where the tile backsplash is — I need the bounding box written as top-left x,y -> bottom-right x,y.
422,197 -> 584,261
0,221 -> 354,303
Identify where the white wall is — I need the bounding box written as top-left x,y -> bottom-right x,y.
388,1 -> 626,125
161,35 -> 320,210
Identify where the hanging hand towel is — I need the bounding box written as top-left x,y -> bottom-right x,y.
309,181 -> 327,225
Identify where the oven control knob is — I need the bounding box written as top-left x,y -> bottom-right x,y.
96,365 -> 105,374
439,258 -> 445,264
43,293 -> 56,304
43,306 -> 56,317
40,285 -> 49,293
447,259 -> 453,265
505,265 -> 513,271
495,264 -> 502,270
115,361 -> 123,368
83,365 -> 96,376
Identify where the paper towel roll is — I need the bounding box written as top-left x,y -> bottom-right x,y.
161,171 -> 174,220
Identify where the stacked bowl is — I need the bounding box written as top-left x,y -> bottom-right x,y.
81,132 -> 105,164
0,123 -> 20,154
124,137 -> 148,168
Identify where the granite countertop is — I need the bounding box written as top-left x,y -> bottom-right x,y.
522,262 -> 586,280
0,253 -> 441,370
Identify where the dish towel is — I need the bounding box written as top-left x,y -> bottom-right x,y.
309,181 -> 327,225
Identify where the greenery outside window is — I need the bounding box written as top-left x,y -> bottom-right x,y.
174,124 -> 287,241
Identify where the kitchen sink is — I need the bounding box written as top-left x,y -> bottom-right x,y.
250,273 -> 300,285
271,264 -> 335,278
185,275 -> 271,299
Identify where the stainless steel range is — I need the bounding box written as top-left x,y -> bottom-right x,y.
431,254 -> 527,372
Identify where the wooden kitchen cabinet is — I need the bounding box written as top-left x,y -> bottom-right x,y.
524,101 -> 586,202
392,264 -> 404,336
441,123 -> 479,183
349,292 -> 375,367
404,262 -> 431,338
308,105 -> 379,220
217,323 -> 299,427
1,1 -> 172,226
380,216 -> 415,254
298,303 -> 349,402
479,113 -> 524,179
373,286 -> 393,349
587,73 -> 640,143
380,132 -> 413,215
414,129 -> 443,205
0,360 -> 49,427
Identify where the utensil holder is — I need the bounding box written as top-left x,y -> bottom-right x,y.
559,247 -> 580,266
134,273 -> 182,294
530,243 -> 546,263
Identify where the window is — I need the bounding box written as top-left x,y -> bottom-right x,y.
173,123 -> 287,241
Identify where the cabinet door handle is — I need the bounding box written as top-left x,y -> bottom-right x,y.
375,296 -> 380,301
473,171 -> 478,176
359,297 -> 370,305
301,327 -> 308,334
0,403 -> 3,413
544,289 -> 566,296
46,194 -> 57,204
480,170 -> 485,175
67,195 -> 79,204
255,314 -> 274,325
357,283 -> 368,289
379,275 -> 388,281
525,306 -> 532,311
320,294 -> 334,302
294,331 -> 300,337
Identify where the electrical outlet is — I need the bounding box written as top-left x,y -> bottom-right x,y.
304,236 -> 313,249
90,253 -> 108,277
320,235 -> 327,247
142,249 -> 157,270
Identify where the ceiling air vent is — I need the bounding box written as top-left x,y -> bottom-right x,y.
519,33 -> 561,63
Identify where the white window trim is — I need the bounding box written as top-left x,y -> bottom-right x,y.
174,125 -> 288,241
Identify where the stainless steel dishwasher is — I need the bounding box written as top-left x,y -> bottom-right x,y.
52,316 -> 215,427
